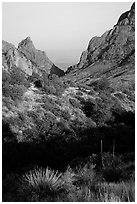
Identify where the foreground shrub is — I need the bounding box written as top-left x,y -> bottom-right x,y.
75,164 -> 96,188
19,166 -> 64,201
101,153 -> 134,182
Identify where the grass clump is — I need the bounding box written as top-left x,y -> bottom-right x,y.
96,180 -> 135,202
19,166 -> 64,201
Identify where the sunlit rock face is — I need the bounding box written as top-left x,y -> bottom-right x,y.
66,3 -> 135,82
18,37 -> 53,74
18,37 -> 65,76
2,37 -> 65,77
2,40 -> 33,75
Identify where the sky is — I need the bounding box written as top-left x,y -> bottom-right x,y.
2,2 -> 132,69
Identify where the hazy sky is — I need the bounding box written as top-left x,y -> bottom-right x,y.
2,2 -> 132,68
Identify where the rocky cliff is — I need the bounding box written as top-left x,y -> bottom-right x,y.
2,37 -> 65,77
66,3 -> 135,88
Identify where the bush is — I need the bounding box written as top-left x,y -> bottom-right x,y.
10,66 -> 30,88
19,167 -> 64,201
75,164 -> 96,188
81,98 -> 113,125
3,84 -> 27,101
42,84 -> 56,95
10,84 -> 27,101
2,70 -> 11,86
90,78 -> 110,92
28,72 -> 41,83
69,98 -> 81,108
100,153 -> 134,182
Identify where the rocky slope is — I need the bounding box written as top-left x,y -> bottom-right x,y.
66,3 -> 135,88
2,37 -> 65,77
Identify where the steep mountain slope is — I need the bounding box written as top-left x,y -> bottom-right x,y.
66,3 -> 135,89
2,37 -> 65,77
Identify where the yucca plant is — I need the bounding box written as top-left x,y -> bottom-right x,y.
19,166 -> 64,201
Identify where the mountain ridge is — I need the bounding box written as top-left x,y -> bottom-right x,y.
2,37 -> 65,77
65,2 -> 135,86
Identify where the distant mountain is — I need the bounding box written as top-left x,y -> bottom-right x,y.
66,3 -> 135,89
2,37 -> 65,77
46,49 -> 83,71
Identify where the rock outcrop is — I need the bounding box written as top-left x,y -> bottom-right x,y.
66,3 -> 135,85
2,37 -> 65,77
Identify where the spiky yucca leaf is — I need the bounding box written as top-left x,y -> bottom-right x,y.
23,166 -> 64,193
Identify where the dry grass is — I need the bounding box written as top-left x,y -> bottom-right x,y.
97,180 -> 135,202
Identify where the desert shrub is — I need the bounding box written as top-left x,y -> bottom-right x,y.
42,84 -> 56,95
81,98 -> 113,125
28,72 -> 41,83
74,164 -> 98,190
2,70 -> 11,86
81,100 -> 95,117
100,153 -> 134,182
69,98 -> 81,108
63,79 -> 75,88
81,91 -> 125,125
36,115 -> 63,140
3,84 -> 12,97
90,78 -> 110,92
88,88 -> 97,96
41,73 -> 65,96
10,66 -> 30,88
61,110 -> 71,120
10,84 -> 27,101
62,166 -> 76,190
3,96 -> 14,110
63,186 -> 97,202
50,74 -> 66,95
53,82 -> 65,96
3,84 -> 26,101
41,72 -> 49,84
18,166 -> 64,201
